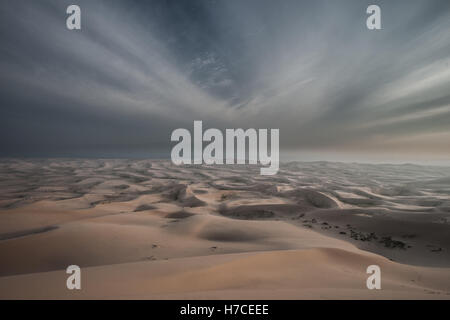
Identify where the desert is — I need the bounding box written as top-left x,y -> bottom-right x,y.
0,159 -> 449,299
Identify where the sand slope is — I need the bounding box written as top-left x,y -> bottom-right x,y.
1,248 -> 449,299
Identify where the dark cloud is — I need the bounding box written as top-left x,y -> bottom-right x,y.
1,0 -> 450,162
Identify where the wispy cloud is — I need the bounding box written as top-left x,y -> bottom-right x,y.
1,0 -> 450,160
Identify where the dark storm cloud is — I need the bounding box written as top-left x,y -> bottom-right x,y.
1,0 -> 450,159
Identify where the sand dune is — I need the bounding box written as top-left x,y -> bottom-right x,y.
1,248 -> 449,299
0,159 -> 449,299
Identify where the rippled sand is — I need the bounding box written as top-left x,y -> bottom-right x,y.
0,159 -> 449,299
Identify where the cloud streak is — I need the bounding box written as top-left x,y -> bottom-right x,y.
1,0 -> 450,162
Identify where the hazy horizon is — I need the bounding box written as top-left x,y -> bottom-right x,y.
1,151 -> 450,167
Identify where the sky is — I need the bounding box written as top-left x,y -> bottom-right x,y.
1,0 -> 450,163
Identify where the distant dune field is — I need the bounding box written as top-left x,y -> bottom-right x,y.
0,159 -> 449,299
